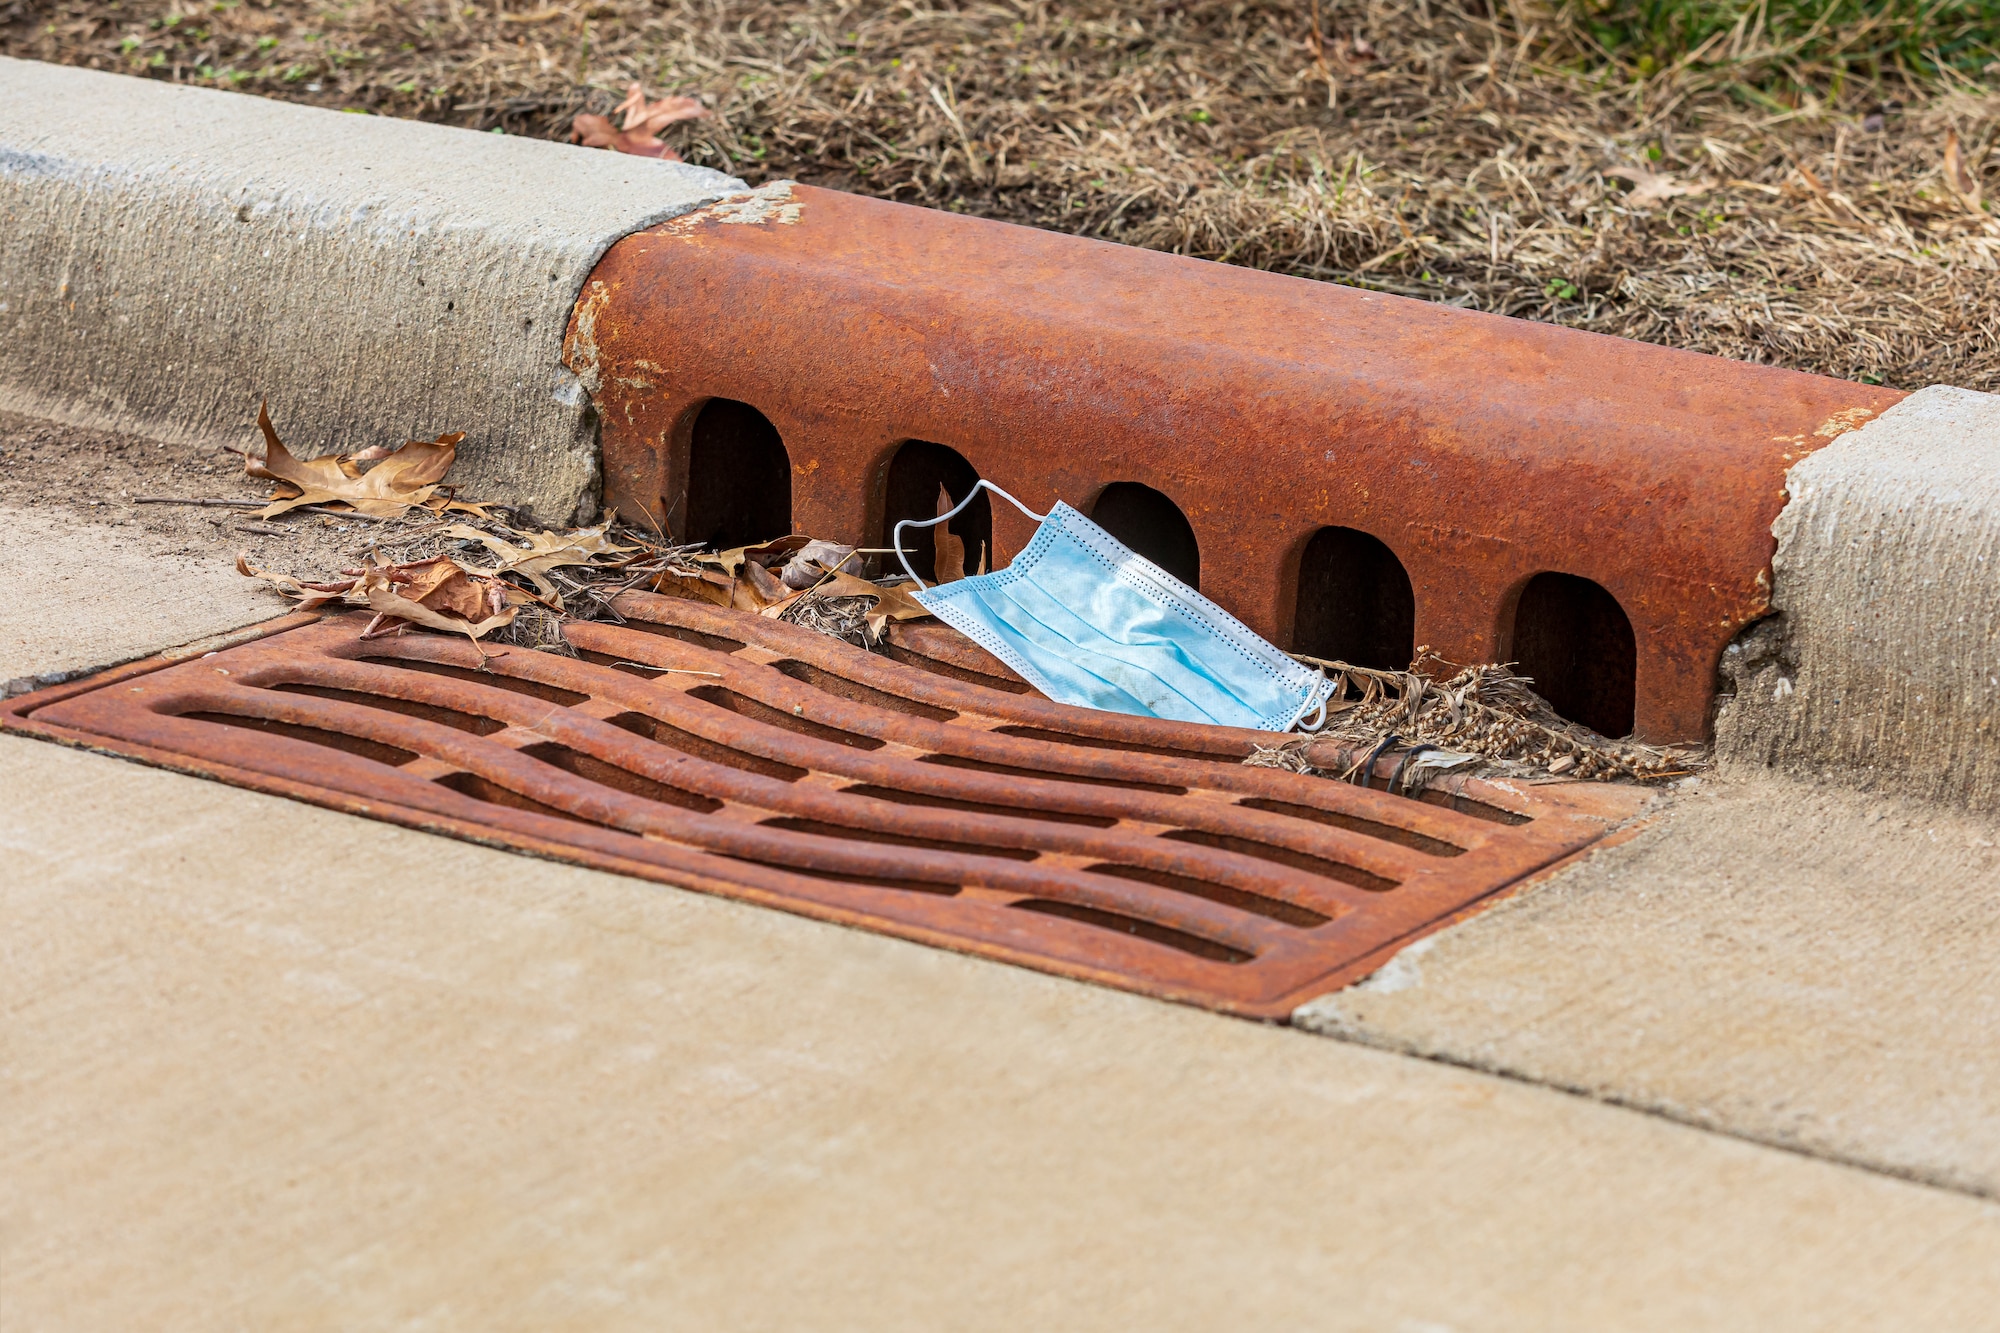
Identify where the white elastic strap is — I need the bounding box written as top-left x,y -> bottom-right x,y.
1285,671 -> 1331,733
893,480 -> 1050,589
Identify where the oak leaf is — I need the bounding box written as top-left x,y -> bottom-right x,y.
443,521 -> 635,606
247,401 -> 463,518
358,561 -> 518,641
571,82 -> 706,160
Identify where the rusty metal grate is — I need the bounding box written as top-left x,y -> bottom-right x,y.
1,595 -> 1651,1018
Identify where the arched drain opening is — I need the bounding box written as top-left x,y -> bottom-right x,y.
1510,572 -> 1637,738
881,441 -> 991,581
1091,482 -> 1200,587
683,399 -> 792,549
1292,526 -> 1416,670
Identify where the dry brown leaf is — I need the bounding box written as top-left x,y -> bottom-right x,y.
235,554 -> 357,611
780,539 -> 862,589
807,570 -> 936,641
241,547 -> 517,640
739,557 -> 791,606
1605,164 -> 1713,209
570,112 -> 680,159
1945,128 -> 1981,203
359,566 -> 517,640
615,82 -> 706,134
693,534 -> 809,582
387,557 -> 504,623
571,82 -> 706,159
443,522 -> 634,606
650,566 -> 736,606
354,557 -> 518,640
248,401 -> 463,518
932,484 -> 967,584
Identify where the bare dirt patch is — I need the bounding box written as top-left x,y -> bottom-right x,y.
0,408 -> 414,577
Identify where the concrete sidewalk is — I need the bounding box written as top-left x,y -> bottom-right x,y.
1297,771 -> 2000,1197
7,506 -> 2000,1329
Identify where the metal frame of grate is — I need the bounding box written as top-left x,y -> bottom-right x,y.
1,595 -> 1653,1018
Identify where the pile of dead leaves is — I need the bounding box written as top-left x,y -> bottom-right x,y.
233,400 -> 938,649
243,522 -> 935,649
1247,652 -> 1701,786
647,533 -> 930,646
239,552 -> 523,642
240,515 -> 649,643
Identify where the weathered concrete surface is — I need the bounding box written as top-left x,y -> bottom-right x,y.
0,504 -> 284,692
0,57 -> 743,523
1718,383 -> 2000,808
1297,772 -> 2000,1197
9,737 -> 2000,1331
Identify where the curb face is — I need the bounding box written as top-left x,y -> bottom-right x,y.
570,183 -> 1901,743
0,57 -> 743,522
1717,384 -> 2000,809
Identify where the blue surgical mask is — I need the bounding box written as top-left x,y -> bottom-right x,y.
896,484 -> 1332,733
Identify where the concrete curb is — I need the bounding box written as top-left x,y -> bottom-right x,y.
0,57 -> 743,523
1717,384 -> 2000,809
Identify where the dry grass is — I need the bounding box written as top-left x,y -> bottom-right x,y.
1255,649 -> 1699,783
10,0 -> 2000,388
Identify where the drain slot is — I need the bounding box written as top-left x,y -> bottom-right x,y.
880,643 -> 1035,693
361,656 -> 589,706
516,742 -> 721,813
1415,788 -> 1531,826
688,685 -> 885,750
842,783 -> 1119,829
1160,829 -> 1396,892
1011,900 -> 1252,964
575,648 -> 704,682
1083,863 -> 1329,929
769,659 -> 958,721
433,770 -> 593,823
1234,797 -> 1466,857
758,816 -> 1039,862
919,752 -> 1186,796
992,725 -> 1238,762
605,710 -> 807,781
611,618 -> 746,654
729,857 -> 962,896
271,683 -> 506,736
179,711 -> 418,767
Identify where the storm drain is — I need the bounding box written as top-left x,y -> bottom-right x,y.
1,594 -> 1650,1018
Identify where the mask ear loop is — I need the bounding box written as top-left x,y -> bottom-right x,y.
1283,669 -> 1332,732
893,480 -> 1050,590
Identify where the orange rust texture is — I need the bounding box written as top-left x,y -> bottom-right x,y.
568,184 -> 1904,743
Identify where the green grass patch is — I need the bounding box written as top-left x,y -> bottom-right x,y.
1567,0 -> 2000,88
